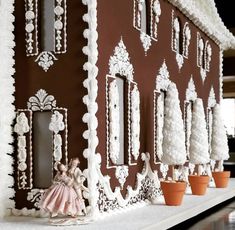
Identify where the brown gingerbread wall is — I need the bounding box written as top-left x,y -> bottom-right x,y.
13,0 -> 221,209
96,0 -> 220,193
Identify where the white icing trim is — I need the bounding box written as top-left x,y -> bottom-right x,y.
14,112 -> 30,189
115,165 -> 129,189
150,0 -> 161,41
208,86 -> 216,108
25,0 -> 39,56
49,111 -> 65,165
54,0 -> 67,54
205,41 -> 212,72
183,22 -> 191,58
154,61 -> 171,163
82,0 -> 100,217
34,51 -> 58,72
154,91 -> 164,162
131,85 -> 140,160
11,208 -> 48,217
186,77 -> 197,102
0,0 -> 16,217
27,189 -> 44,209
167,0 -> 235,50
160,163 -> 169,180
140,32 -> 152,55
98,153 -> 160,207
109,80 -> 120,164
155,60 -> 170,92
27,89 -> 57,111
184,103 -> 192,157
109,38 -> 134,81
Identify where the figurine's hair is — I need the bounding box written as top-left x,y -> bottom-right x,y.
57,163 -> 65,171
69,157 -> 80,167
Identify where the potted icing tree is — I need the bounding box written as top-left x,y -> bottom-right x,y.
211,104 -> 230,188
188,98 -> 210,195
160,82 -> 187,206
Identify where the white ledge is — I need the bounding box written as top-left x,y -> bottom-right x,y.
1,178 -> 235,229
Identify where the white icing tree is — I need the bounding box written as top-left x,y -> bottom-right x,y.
211,104 -> 229,171
161,82 -> 186,166
189,98 -> 210,168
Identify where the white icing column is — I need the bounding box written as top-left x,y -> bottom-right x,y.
82,0 -> 100,217
0,0 -> 16,217
131,85 -> 140,160
49,111 -> 65,166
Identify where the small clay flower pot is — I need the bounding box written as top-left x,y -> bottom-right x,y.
188,175 -> 210,195
160,181 -> 186,206
212,171 -> 230,188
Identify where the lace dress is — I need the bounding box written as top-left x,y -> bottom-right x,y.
41,173 -> 82,216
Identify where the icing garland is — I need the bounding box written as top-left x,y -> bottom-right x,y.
0,0 -> 16,217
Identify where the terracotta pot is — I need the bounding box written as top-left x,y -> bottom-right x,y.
212,171 -> 230,188
160,181 -> 186,206
188,175 -> 210,195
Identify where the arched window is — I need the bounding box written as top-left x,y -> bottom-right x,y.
14,90 -> 68,190
133,0 -> 161,53
25,0 -> 67,71
172,11 -> 191,70
154,61 -> 170,163
184,77 -> 197,157
197,33 -> 212,82
107,39 -> 140,170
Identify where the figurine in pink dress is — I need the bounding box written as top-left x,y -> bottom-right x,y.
41,163 -> 81,217
68,158 -> 88,215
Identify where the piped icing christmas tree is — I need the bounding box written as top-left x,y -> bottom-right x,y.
189,98 -> 210,169
211,104 -> 229,171
160,82 -> 187,206
162,82 -> 186,166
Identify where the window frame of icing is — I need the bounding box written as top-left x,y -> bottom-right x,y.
24,0 -> 67,72
171,10 -> 191,71
184,76 -> 197,158
14,89 -> 68,209
133,0 -> 161,54
106,74 -> 140,169
197,32 -> 212,82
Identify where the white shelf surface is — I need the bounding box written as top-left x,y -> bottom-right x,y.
1,178 -> 235,230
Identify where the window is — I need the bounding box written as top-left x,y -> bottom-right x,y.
197,33 -> 212,82
107,75 -> 140,167
14,90 -> 68,190
172,11 -> 191,70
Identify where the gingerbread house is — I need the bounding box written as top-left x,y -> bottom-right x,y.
0,0 -> 234,218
